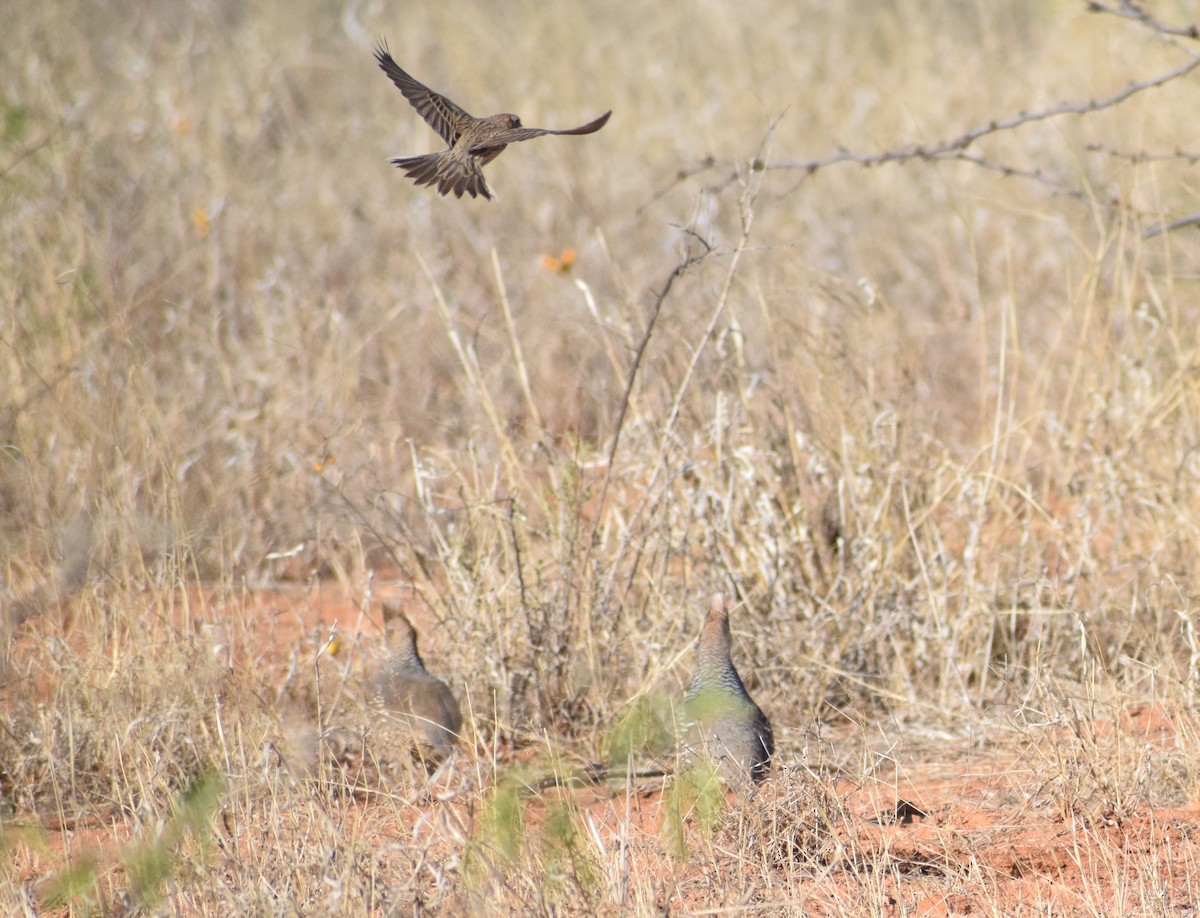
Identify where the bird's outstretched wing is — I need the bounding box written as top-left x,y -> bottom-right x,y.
374,40 -> 475,146
472,110 -> 612,150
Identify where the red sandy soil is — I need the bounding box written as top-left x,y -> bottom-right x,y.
6,583 -> 1200,915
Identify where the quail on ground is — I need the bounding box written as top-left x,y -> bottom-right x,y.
682,593 -> 774,786
370,600 -> 463,770
373,39 -> 610,200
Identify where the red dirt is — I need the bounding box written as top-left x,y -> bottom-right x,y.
7,584 -> 1200,914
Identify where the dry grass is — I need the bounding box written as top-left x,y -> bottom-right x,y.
4,0 -> 1200,913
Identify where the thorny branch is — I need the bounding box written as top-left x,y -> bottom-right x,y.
764,50 -> 1200,174
584,231 -> 714,556
1087,0 -> 1200,41
1087,144 -> 1200,167
650,1 -> 1200,236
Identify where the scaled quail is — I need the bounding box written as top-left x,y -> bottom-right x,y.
683,593 -> 774,785
370,600 -> 463,770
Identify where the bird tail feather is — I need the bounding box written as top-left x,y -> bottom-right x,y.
390,153 -> 492,200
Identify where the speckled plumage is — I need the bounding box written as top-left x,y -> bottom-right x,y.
683,594 -> 774,785
374,39 -> 610,200
370,600 -> 462,769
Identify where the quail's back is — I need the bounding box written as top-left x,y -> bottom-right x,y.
683,594 -> 774,785
370,601 -> 462,768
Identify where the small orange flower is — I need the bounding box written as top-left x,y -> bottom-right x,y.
313,453 -> 335,473
540,248 -> 577,274
173,117 -> 191,134
191,207 -> 210,239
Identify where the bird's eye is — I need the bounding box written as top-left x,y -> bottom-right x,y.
510,116 -> 521,128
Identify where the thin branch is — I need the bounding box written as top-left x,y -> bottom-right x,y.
1086,0 -> 1200,41
646,3 -> 1200,237
765,49 -> 1200,176
947,152 -> 1094,201
1142,213 -> 1200,239
610,125 -> 776,605
637,156 -> 720,215
585,235 -> 714,554
1086,143 -> 1200,166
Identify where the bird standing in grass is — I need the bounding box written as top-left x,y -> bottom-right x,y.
371,600 -> 463,771
373,39 -> 611,200
683,593 -> 774,786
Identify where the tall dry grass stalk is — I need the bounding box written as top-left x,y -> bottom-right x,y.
4,0 -> 1200,912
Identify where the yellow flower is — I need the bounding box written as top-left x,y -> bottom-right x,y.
191,207 -> 210,239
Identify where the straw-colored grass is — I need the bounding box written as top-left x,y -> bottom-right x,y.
4,0 -> 1200,913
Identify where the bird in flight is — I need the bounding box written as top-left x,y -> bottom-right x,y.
373,39 -> 611,200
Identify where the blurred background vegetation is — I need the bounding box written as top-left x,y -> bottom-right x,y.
3,0 -> 1200,879
7,0 -> 1200,910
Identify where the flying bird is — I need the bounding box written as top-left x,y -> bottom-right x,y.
373,39 -> 611,200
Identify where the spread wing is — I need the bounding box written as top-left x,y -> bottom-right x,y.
374,39 -> 475,146
471,110 -> 611,150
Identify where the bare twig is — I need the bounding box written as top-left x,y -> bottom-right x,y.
1086,0 -> 1200,42
585,233 -> 715,556
638,156 -> 721,215
1086,143 -> 1200,166
765,50 -> 1200,176
655,1 -> 1200,229
1142,213 -> 1200,239
948,152 -> 1093,202
609,126 -> 776,606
